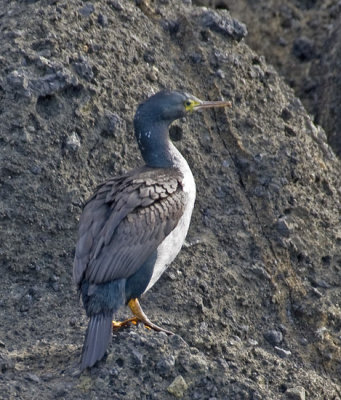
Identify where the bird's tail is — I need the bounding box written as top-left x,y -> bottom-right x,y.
80,312 -> 113,371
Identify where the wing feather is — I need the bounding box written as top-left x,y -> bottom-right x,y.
73,167 -> 186,288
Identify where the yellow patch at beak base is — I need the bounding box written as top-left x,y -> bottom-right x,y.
184,99 -> 201,113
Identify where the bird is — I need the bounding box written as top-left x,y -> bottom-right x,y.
73,90 -> 231,370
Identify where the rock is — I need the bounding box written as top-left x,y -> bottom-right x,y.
248,338 -> 258,346
6,70 -> 29,92
161,18 -> 180,34
143,50 -> 155,64
274,346 -> 291,358
26,373 -> 40,383
31,165 -> 42,175
250,263 -> 271,280
189,52 -> 202,64
285,386 -> 306,400
275,217 -> 291,237
79,3 -> 95,16
131,348 -> 143,366
156,355 -> 175,376
199,9 -> 247,41
100,111 -> 123,138
98,14 -> 108,27
76,376 -> 93,392
146,69 -> 158,82
215,69 -> 225,79
65,132 -> 81,151
109,0 -> 124,11
73,57 -> 94,81
1,1 -> 341,399
292,37 -> 315,61
19,293 -> 33,312
284,125 -> 297,137
281,107 -> 293,122
29,70 -> 79,97
167,375 -> 188,398
264,330 -> 283,346
168,335 -> 188,350
311,20 -> 341,156
0,351 -> 14,372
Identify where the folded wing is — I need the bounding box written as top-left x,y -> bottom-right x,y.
73,167 -> 186,288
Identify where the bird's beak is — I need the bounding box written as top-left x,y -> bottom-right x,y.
193,99 -> 232,111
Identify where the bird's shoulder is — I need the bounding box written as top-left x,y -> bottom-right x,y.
91,166 -> 184,206
83,166 -> 187,246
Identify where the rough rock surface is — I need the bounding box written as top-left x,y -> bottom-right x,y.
311,19 -> 341,158
0,1 -> 341,399
194,0 -> 341,156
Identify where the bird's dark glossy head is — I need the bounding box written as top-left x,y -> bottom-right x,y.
134,91 -> 191,130
134,90 -> 231,127
133,90 -> 231,167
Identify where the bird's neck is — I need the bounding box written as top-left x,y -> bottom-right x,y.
135,120 -> 185,169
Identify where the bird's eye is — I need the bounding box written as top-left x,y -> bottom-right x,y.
184,100 -> 192,108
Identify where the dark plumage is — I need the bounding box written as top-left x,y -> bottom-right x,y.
73,90 -> 231,370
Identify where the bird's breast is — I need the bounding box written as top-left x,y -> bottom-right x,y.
143,161 -> 196,293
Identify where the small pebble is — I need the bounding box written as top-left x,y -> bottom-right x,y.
7,70 -> 29,91
284,125 -> 297,137
31,165 -> 42,175
248,338 -> 258,346
26,373 -> 40,383
169,334 -> 187,349
146,70 -> 157,82
281,107 -> 293,121
286,386 -> 306,400
264,330 -> 283,346
73,58 -> 94,81
143,50 -> 155,64
51,281 -> 60,292
98,14 -> 108,26
131,348 -> 143,365
65,132 -> 81,151
190,52 -> 202,64
156,355 -> 175,375
110,0 -> 123,11
167,375 -> 188,398
299,337 -> 308,346
19,294 -> 33,312
101,111 -> 122,138
216,69 -> 225,79
274,346 -> 291,358
79,3 -> 95,16
276,218 -> 291,237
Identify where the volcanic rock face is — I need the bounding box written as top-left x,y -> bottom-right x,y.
194,0 -> 341,156
311,19 -> 341,158
0,1 -> 340,399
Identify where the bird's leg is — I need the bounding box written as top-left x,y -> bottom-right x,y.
112,298 -> 174,335
128,298 -> 174,335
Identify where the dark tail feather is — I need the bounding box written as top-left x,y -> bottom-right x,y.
80,312 -> 112,371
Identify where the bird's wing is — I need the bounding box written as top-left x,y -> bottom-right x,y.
73,167 -> 186,287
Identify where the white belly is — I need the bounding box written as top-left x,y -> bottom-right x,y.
143,160 -> 196,293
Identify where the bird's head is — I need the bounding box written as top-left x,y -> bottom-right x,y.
134,90 -> 231,127
133,90 -> 231,167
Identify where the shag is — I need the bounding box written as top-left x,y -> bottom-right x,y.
73,90 -> 231,370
